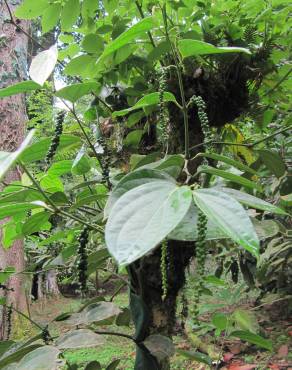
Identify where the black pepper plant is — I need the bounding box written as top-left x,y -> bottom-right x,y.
0,0 -> 290,369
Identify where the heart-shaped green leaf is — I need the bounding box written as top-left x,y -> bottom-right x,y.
193,189 -> 259,257
105,181 -> 192,265
104,169 -> 175,218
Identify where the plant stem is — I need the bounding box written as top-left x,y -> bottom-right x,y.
20,162 -> 59,212
161,5 -> 190,159
9,305 -> 44,331
135,1 -> 156,49
189,126 -> 291,153
94,330 -> 135,342
19,162 -> 104,233
250,125 -> 291,146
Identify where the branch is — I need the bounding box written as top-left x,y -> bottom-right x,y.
189,126 -> 291,154
135,1 -> 156,49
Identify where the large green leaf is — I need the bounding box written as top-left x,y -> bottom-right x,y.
168,201 -> 228,241
55,82 -> 101,103
64,55 -> 97,78
198,165 -> 263,192
0,344 -> 42,369
230,330 -> 272,351
22,212 -> 50,236
48,160 -> 73,176
0,202 -> 47,220
0,341 -> 14,358
20,135 -> 81,163
221,188 -> 287,215
178,39 -> 251,58
105,181 -> 192,265
71,146 -> 91,175
56,329 -> 104,349
0,130 -> 35,181
104,169 -> 175,218
65,302 -> 121,326
41,3 -> 61,33
196,152 -> 258,176
193,189 -> 259,257
112,92 -> 178,117
0,189 -> 44,205
29,45 -> 58,86
0,81 -> 41,98
82,34 -> 104,54
139,155 -> 185,178
100,17 -> 154,59
61,0 -> 80,31
257,149 -> 286,178
13,346 -> 61,370
0,267 -> 15,284
15,0 -> 49,19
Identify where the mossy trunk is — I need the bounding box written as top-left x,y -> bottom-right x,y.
128,241 -> 194,370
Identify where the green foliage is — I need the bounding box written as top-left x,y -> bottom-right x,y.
0,0 -> 291,367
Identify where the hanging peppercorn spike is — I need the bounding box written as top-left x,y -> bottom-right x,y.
77,226 -> 89,296
160,240 -> 168,300
45,110 -> 66,166
158,68 -> 170,151
5,304 -> 12,340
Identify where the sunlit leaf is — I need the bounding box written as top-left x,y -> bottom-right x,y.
29,45 -> 58,86
0,130 -> 35,181
104,168 -> 174,218
112,92 -> 178,117
178,39 -> 251,58
100,17 -> 155,59
0,81 -> 41,98
55,82 -> 101,103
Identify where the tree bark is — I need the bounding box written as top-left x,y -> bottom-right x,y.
0,0 -> 30,340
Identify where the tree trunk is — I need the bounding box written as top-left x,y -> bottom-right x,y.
0,0 -> 30,340
128,241 -> 194,370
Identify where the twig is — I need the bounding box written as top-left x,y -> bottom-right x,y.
189,126 -> 291,153
161,5 -> 190,159
135,1 -> 156,49
263,66 -> 292,96
94,329 -> 135,342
